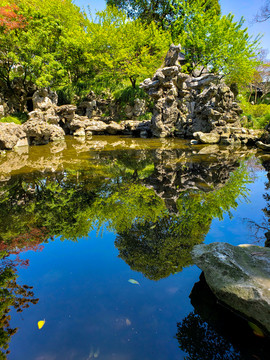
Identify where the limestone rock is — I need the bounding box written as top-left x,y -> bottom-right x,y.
194,132 -> 220,144
32,88 -> 58,111
85,120 -> 109,134
120,120 -> 151,135
164,44 -> 181,67
192,242 -> 270,334
0,122 -> 28,150
256,141 -> 270,151
23,120 -> 65,145
0,105 -> 4,118
106,121 -> 124,135
140,44 -> 244,139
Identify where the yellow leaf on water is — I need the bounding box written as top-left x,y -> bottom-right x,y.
38,319 -> 45,330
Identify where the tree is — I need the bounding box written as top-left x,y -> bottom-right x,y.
171,0 -> 260,87
106,0 -> 220,29
254,0 -> 270,22
0,0 -> 89,111
87,6 -> 171,89
0,3 -> 25,29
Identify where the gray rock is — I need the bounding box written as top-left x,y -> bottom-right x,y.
85,120 -> 108,134
106,121 -> 124,135
256,141 -> 270,152
0,122 -> 28,150
73,128 -> 86,137
32,88 -> 58,111
192,242 -> 270,334
194,132 -> 220,144
133,98 -> 146,117
0,105 -> 4,118
140,44 -> 244,140
164,44 -> 181,67
23,120 -> 65,145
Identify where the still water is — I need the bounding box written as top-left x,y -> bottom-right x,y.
1,136 -> 270,359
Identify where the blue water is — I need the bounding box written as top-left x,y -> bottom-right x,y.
1,138 -> 270,359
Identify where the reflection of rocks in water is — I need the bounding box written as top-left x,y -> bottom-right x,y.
144,146 -> 255,213
176,274 -> 270,360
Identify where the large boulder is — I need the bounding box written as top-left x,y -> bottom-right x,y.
0,122 -> 28,150
23,120 -> 65,145
32,88 -> 58,111
192,242 -> 270,334
194,131 -> 221,144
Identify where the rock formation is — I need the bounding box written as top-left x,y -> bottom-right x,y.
192,242 -> 270,334
0,122 -> 28,150
140,44 -> 259,144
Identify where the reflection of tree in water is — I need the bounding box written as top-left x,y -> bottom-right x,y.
115,211 -> 211,280
0,254 -> 39,358
176,275 -> 270,360
115,162 -> 250,280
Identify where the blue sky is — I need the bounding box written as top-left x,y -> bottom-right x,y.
74,0 -> 270,53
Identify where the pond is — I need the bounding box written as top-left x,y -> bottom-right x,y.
1,136 -> 270,359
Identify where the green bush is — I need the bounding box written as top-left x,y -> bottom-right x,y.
114,85 -> 148,106
240,98 -> 270,129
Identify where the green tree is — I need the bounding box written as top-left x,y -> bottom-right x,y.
87,6 -> 171,89
0,0 -> 89,111
106,0 -> 220,28
172,0 -> 260,87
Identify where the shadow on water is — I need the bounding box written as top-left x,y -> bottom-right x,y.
176,274 -> 270,360
0,136 -> 259,357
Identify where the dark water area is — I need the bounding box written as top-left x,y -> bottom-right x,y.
1,136 -> 270,359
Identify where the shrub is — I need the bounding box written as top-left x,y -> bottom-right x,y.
240,98 -> 270,129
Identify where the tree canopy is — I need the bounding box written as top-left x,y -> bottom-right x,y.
171,0 -> 260,86
106,0 -> 221,28
87,6 -> 171,88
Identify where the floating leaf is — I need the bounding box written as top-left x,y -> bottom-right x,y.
128,279 -> 140,285
94,348 -> 100,358
37,319 -> 45,330
248,321 -> 265,337
126,318 -> 131,326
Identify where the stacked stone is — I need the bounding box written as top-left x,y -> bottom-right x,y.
140,44 -> 245,141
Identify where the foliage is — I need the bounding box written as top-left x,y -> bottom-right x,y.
0,116 -> 21,124
240,97 -> 270,129
106,0 -> 220,29
0,3 -> 25,29
87,6 -> 171,89
248,52 -> 270,104
114,85 -> 148,106
0,0 -> 89,110
171,0 -> 260,87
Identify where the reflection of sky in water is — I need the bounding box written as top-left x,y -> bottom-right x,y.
10,230 -> 200,360
206,170 -> 267,246
3,150 -> 269,360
